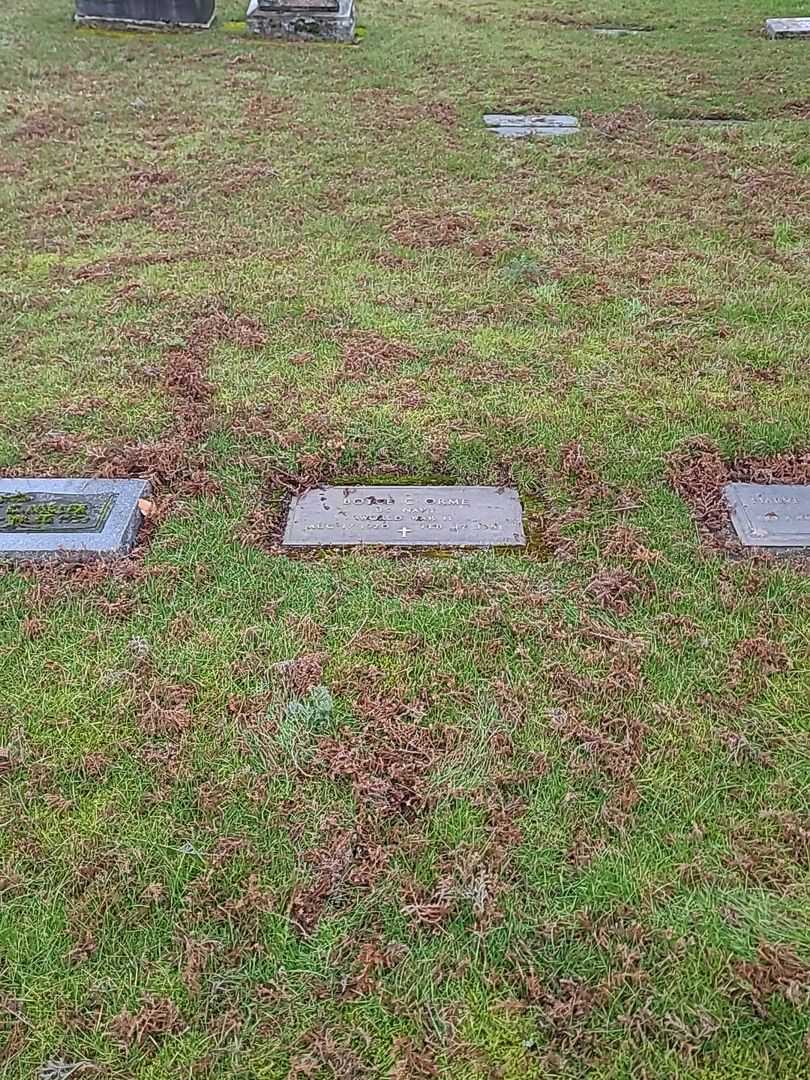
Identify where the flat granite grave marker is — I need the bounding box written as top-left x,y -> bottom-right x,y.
725,482 -> 810,550
75,0 -> 214,29
592,25 -> 652,35
765,17 -> 810,37
0,478 -> 150,562
484,114 -> 580,139
246,0 -> 356,40
667,117 -> 749,126
282,486 -> 526,548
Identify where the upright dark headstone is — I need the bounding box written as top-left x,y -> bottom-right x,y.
75,0 -> 214,30
282,486 -> 526,548
725,482 -> 810,551
0,479 -> 150,562
246,0 -> 356,41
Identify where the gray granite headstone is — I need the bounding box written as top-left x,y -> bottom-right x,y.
246,0 -> 355,40
484,114 -> 580,139
282,486 -> 526,548
725,482 -> 810,550
765,17 -> 810,37
75,0 -> 214,29
0,478 -> 150,562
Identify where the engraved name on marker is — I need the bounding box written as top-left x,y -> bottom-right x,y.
0,478 -> 150,562
0,492 -> 115,534
282,486 -> 526,548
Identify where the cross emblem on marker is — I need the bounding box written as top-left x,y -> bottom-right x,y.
399,527 -> 411,537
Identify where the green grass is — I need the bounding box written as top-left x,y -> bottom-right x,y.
2,0 -> 810,1076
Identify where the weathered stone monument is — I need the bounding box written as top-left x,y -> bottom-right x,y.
725,483 -> 810,551
75,0 -> 214,30
484,114 -> 580,139
0,479 -> 150,562
246,0 -> 356,41
282,486 -> 526,548
765,17 -> 810,38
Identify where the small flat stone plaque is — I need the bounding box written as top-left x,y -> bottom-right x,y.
765,17 -> 810,37
0,478 -> 150,562
592,26 -> 652,35
666,117 -> 749,126
725,483 -> 810,549
282,486 -> 526,548
484,114 -> 580,139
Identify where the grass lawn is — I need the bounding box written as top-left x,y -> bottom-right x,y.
2,0 -> 810,1075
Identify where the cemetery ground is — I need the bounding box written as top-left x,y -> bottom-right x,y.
1,0 -> 809,1075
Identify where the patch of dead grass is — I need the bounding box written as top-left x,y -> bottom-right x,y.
12,107 -> 78,143
108,995 -> 185,1048
733,943 -> 810,1017
339,330 -> 419,376
387,210 -> 474,249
